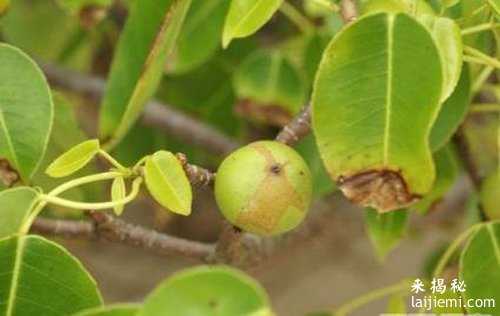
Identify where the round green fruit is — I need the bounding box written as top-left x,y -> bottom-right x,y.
215,141 -> 312,236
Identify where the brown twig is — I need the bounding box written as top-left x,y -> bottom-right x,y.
340,0 -> 358,23
31,213 -> 216,261
40,62 -> 240,156
176,153 -> 215,187
276,105 -> 312,146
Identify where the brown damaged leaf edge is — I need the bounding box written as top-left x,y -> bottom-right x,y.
337,170 -> 421,213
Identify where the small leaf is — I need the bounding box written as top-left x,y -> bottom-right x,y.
0,235 -> 103,315
166,0 -> 230,74
233,50 -> 306,125
312,13 -> 443,212
480,172 -> 500,220
430,65 -> 470,151
99,0 -> 192,148
45,139 -> 100,178
414,145 -> 458,214
222,0 -> 283,48
0,187 -> 38,238
111,176 -> 126,216
460,222 -> 500,315
137,266 -> 271,316
418,14 -> 463,103
0,43 -> 54,180
144,151 -> 192,215
365,208 -> 408,260
72,304 -> 140,316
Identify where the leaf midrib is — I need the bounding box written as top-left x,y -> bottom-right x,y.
231,0 -> 277,39
6,237 -> 26,316
383,15 -> 394,165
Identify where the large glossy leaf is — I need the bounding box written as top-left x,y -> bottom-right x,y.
418,15 -> 462,103
144,151 -> 192,215
0,43 -> 53,181
0,187 -> 38,238
365,208 -> 408,260
312,13 -> 443,212
430,65 -> 470,151
166,0 -> 230,74
0,235 -> 102,315
73,304 -> 140,316
233,50 -> 306,125
137,266 -> 270,316
460,222 -> 500,316
45,139 -> 100,178
99,0 -> 191,148
414,145 -> 458,214
480,172 -> 500,220
222,0 -> 283,48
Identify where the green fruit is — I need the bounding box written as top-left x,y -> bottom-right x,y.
215,141 -> 312,236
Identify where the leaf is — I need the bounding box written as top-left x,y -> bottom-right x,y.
0,187 -> 38,238
418,15 -> 463,103
222,0 -> 283,48
312,13 -> 443,212
365,208 -> 408,260
360,0 -> 436,16
45,139 -> 100,178
144,151 -> 192,215
99,0 -> 192,147
111,176 -> 126,216
166,0 -> 230,74
480,172 -> 500,220
233,50 -> 306,125
0,43 -> 54,180
72,304 -> 140,316
137,266 -> 270,316
430,65 -> 470,151
0,235 -> 102,315
413,145 -> 458,214
460,222 -> 500,315
386,294 -> 406,313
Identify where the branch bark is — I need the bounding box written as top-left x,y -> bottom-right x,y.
31,213 -> 216,261
40,62 -> 240,156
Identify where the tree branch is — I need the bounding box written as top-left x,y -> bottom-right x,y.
40,62 -> 240,156
31,213 -> 216,261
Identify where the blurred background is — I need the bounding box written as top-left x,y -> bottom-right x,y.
0,0 -> 498,315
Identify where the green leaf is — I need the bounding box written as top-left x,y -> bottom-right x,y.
222,0 -> 283,48
233,50 -> 306,124
137,266 -> 270,316
460,222 -> 500,315
72,304 -> 140,316
312,13 -> 443,212
99,0 -> 192,147
365,209 -> 408,260
441,0 -> 459,9
0,235 -> 102,315
0,43 -> 54,181
45,139 -> 100,178
386,294 -> 406,313
144,151 -> 192,215
0,187 -> 38,238
480,172 -> 500,220
360,0 -> 436,16
414,145 -> 458,214
418,15 -> 463,103
166,0 -> 230,74
111,176 -> 126,216
430,65 -> 470,151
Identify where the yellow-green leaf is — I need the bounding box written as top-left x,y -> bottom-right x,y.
144,151 -> 192,215
222,0 -> 283,48
46,139 -> 100,178
111,176 -> 126,216
418,14 -> 463,103
480,172 -> 500,220
312,13 -> 443,212
0,187 -> 38,238
99,0 -> 192,148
